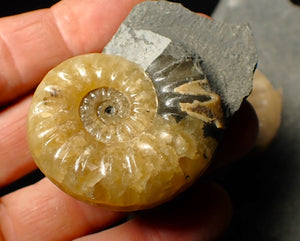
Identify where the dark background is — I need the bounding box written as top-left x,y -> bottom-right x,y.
0,0 -> 59,17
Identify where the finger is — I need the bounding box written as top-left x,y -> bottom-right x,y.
0,178 -> 125,241
0,95 -> 36,187
75,181 -> 232,241
0,0 -> 145,105
209,101 -> 259,170
197,12 -> 213,19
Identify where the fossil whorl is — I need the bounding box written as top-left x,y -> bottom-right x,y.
27,53 -> 224,211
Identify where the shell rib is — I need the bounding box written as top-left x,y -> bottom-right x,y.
27,53 -> 224,211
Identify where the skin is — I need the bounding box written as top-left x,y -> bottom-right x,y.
0,0 -> 258,240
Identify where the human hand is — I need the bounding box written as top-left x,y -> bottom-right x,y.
0,0 -> 258,240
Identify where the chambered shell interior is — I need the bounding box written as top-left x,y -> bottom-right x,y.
27,53 -> 224,211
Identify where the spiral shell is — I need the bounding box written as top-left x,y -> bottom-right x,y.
27,53 -> 224,211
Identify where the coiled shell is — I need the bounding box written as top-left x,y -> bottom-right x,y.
27,53 -> 224,211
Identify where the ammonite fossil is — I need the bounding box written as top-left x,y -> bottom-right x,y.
27,53 -> 223,210
27,1 -> 258,211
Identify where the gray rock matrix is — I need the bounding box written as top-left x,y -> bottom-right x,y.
104,0 -> 257,118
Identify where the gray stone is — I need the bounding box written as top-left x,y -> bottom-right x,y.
103,0 -> 258,118
213,1 -> 300,241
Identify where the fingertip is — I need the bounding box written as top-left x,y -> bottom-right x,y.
197,12 -> 213,20
147,181 -> 232,241
227,100 -> 259,156
211,100 -> 259,169
81,181 -> 232,241
144,181 -> 233,241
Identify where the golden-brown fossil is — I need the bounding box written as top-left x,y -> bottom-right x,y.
27,53 -> 224,211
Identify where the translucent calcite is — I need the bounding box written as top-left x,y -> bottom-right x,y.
27,53 -> 223,211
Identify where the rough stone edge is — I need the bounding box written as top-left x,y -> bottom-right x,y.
104,0 -> 258,117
